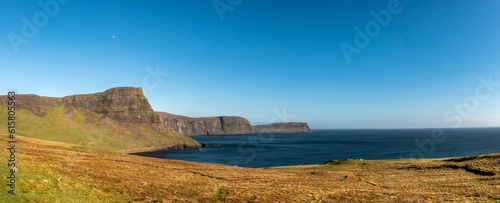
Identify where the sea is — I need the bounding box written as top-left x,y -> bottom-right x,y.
133,128 -> 500,168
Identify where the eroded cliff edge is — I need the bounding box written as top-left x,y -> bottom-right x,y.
0,87 -> 200,152
157,112 -> 313,136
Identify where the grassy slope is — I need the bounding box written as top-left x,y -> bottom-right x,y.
0,105 -> 198,152
0,135 -> 133,202
1,133 -> 499,202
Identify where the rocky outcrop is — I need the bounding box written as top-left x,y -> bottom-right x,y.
157,112 -> 257,136
255,122 -> 313,133
61,87 -> 171,133
2,94 -> 62,117
1,87 -> 162,125
157,112 -> 313,136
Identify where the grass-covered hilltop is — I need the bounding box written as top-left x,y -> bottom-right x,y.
0,87 -> 200,153
0,134 -> 499,202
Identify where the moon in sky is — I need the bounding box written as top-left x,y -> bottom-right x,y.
112,35 -> 115,38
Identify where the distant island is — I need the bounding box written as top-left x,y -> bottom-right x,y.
157,112 -> 313,136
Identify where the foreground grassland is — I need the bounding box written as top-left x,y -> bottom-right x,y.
1,133 -> 499,202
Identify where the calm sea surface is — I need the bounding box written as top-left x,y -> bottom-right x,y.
134,128 -> 500,168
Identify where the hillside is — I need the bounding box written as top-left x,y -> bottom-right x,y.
0,87 -> 199,153
157,112 -> 313,136
1,133 -> 498,202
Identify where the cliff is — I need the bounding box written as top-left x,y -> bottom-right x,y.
0,87 -> 200,152
156,112 -> 313,136
61,87 -> 171,133
157,112 -> 257,136
255,122 -> 313,133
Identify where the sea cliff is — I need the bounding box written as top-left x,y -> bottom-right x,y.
255,122 -> 313,133
157,112 -> 257,136
157,112 -> 313,136
0,87 -> 200,152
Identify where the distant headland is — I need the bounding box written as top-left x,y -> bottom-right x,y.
157,112 -> 313,136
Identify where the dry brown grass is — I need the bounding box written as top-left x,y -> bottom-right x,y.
1,133 -> 499,202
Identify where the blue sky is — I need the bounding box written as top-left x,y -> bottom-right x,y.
1,0 -> 499,129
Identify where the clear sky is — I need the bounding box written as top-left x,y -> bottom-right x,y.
1,0 -> 499,129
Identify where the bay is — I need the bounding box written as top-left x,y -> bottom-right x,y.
134,128 -> 500,168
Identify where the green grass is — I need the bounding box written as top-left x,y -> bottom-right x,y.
0,151 -> 133,202
0,105 -> 199,152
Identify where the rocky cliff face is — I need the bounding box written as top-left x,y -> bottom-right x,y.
61,87 -> 171,133
157,112 -> 313,136
3,87 -> 161,125
0,87 -> 199,152
157,112 -> 257,136
6,94 -> 62,117
255,122 -> 313,133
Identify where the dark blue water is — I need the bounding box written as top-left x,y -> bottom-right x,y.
134,128 -> 500,168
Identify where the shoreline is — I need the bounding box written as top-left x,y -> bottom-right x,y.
5,132 -> 498,169
122,144 -> 200,154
